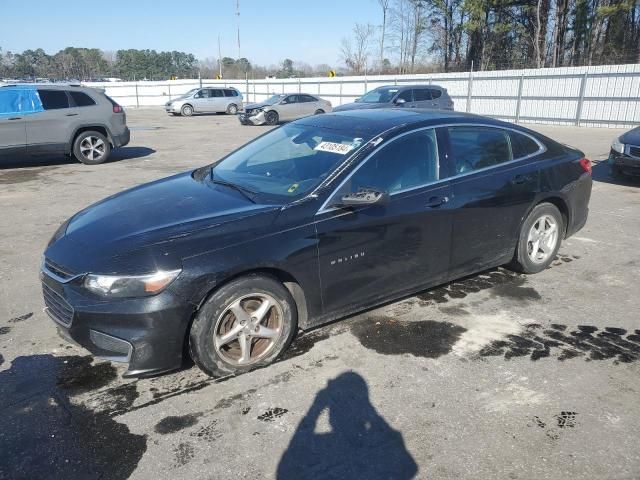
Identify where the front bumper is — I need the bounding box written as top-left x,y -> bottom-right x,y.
609,148 -> 640,176
238,111 -> 266,125
113,127 -> 130,148
41,268 -> 194,377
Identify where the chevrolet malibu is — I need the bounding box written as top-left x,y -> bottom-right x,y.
42,109 -> 592,377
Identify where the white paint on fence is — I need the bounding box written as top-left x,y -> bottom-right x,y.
84,63 -> 640,128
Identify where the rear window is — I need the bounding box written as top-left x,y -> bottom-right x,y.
510,131 -> 541,158
223,89 -> 238,97
69,91 -> 96,107
38,90 -> 69,110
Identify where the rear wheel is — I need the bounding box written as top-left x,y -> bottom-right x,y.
181,104 -> 194,116
73,131 -> 111,165
226,103 -> 238,115
265,110 -> 279,125
189,274 -> 297,377
509,203 -> 563,274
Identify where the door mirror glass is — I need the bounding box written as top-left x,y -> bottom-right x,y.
340,189 -> 389,207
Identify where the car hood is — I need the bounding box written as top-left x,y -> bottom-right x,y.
244,101 -> 275,110
45,171 -> 280,275
332,102 -> 388,112
620,126 -> 640,145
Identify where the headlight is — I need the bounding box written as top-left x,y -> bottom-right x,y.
84,269 -> 181,298
612,137 -> 625,154
250,108 -> 263,115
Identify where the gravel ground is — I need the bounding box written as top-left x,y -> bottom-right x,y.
1,109 -> 639,480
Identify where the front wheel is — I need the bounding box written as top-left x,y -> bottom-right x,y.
181,104 -> 194,116
73,131 -> 111,165
189,274 -> 297,377
610,164 -> 625,179
265,110 -> 279,125
509,203 -> 563,274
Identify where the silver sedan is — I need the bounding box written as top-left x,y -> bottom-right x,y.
239,93 -> 332,125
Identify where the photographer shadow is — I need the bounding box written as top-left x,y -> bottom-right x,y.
277,372 -> 418,480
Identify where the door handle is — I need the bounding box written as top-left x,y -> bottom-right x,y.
425,196 -> 449,208
65,113 -> 79,117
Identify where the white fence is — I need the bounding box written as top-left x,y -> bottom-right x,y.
85,63 -> 640,128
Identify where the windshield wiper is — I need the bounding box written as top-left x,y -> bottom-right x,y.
210,173 -> 257,203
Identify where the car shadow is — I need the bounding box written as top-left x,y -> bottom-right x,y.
0,147 -> 156,169
592,160 -> 640,187
276,371 -> 419,480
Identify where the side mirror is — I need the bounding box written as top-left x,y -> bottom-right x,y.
340,189 -> 389,207
394,98 -> 406,106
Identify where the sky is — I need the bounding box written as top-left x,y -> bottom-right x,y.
0,0 -> 382,66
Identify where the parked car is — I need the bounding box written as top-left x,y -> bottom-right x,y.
42,109 -> 591,378
0,84 -> 129,165
165,87 -> 243,116
609,126 -> 640,178
239,93 -> 332,125
333,84 -> 453,112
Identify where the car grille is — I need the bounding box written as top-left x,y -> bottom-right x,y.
629,145 -> 640,158
42,282 -> 74,327
44,258 -> 76,281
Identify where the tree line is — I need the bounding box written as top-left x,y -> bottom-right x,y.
0,47 -> 199,81
342,0 -> 640,74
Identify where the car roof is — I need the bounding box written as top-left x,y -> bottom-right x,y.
295,108 -> 508,136
0,83 -> 93,91
372,84 -> 445,91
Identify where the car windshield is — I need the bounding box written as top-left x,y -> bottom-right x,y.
211,123 -> 371,202
177,88 -> 199,99
264,94 -> 286,105
358,87 -> 399,103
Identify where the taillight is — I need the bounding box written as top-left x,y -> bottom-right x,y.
579,158 -> 592,175
113,105 -> 123,113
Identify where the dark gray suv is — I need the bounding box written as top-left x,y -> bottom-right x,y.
0,84 -> 130,164
333,84 -> 454,112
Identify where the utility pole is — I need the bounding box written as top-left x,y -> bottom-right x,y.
218,35 -> 223,78
236,0 -> 241,59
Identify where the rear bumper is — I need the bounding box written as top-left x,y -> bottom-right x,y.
113,127 -> 130,148
41,271 -> 194,377
565,173 -> 592,238
609,149 -> 640,176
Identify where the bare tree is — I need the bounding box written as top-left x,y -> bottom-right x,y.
340,23 -> 376,74
377,0 -> 392,72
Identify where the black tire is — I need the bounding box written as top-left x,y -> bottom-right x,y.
314,109 -> 325,115
189,274 -> 297,377
181,104 -> 194,116
226,103 -> 238,115
72,131 -> 111,165
265,110 -> 279,125
508,203 -> 564,274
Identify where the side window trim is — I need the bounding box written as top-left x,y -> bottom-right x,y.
317,126 -> 442,214
316,123 -> 546,215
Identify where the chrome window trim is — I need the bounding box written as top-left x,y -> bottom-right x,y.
41,259 -> 83,284
315,122 -> 546,216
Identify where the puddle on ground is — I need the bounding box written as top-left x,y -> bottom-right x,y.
351,316 -> 467,358
0,355 -> 145,480
0,166 -> 60,185
155,413 -> 202,434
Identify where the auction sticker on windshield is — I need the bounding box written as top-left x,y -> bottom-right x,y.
314,142 -> 354,155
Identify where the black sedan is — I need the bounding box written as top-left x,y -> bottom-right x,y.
609,126 -> 640,178
41,109 -> 592,377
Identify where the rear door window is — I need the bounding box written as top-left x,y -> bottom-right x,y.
413,89 -> 432,101
38,90 -> 70,110
509,131 -> 541,159
69,91 -> 96,107
448,126 -> 512,175
429,89 -> 442,99
211,89 -> 224,97
300,95 -> 316,102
